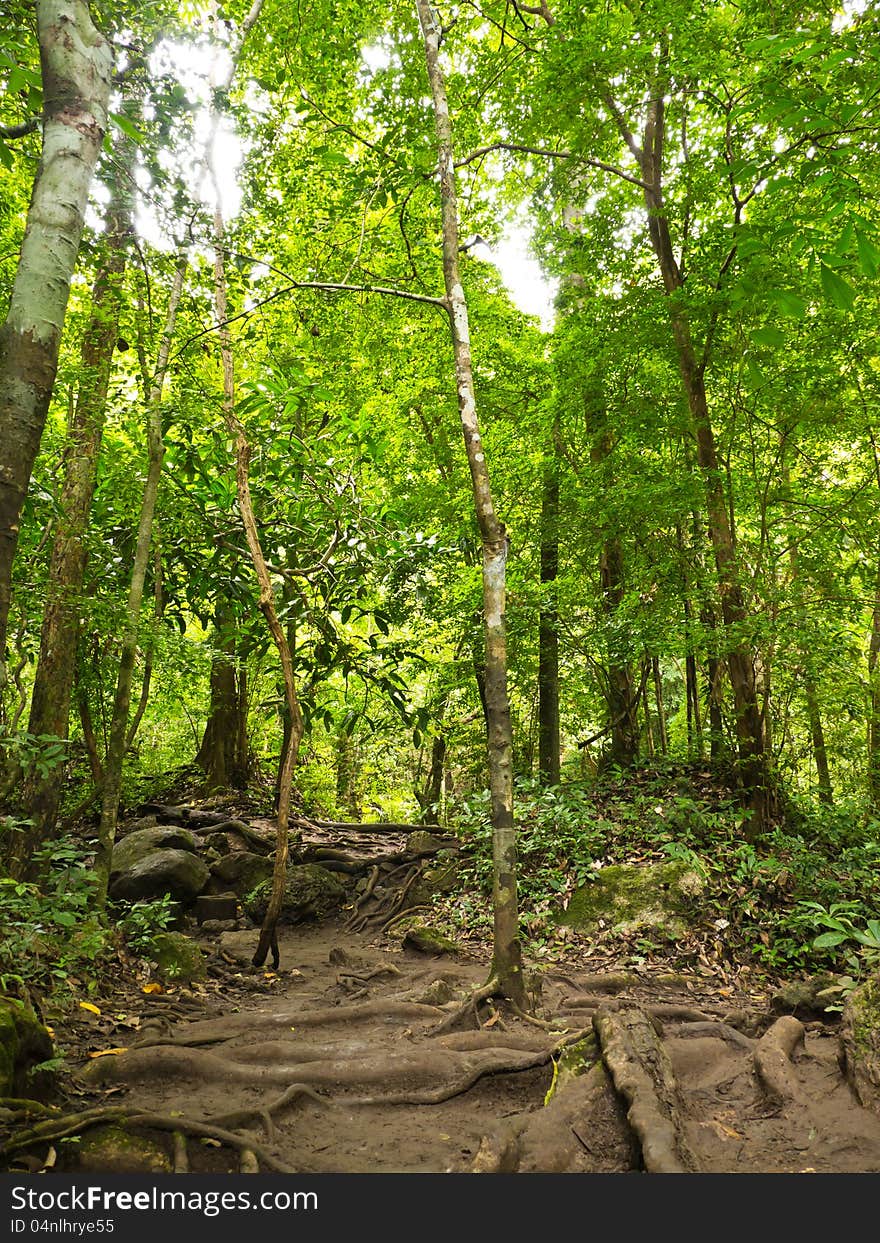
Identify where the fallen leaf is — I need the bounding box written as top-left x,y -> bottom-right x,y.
200,1138 -> 221,1148
142,983 -> 163,995
87,1048 -> 128,1059
79,1002 -> 101,1016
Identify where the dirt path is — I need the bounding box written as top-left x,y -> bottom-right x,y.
30,916 -> 880,1175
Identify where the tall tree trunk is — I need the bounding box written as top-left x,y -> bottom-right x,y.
93,254 -> 185,901
600,538 -> 639,766
634,92 -> 768,832
195,611 -> 250,790
416,0 -> 525,1007
0,1 -> 112,687
334,724 -> 361,819
652,656 -> 668,755
7,121 -> 137,872
206,0 -> 297,967
779,451 -> 832,805
868,543 -> 880,815
538,455 -> 561,784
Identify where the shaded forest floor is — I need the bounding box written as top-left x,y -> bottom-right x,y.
5,773 -> 880,1175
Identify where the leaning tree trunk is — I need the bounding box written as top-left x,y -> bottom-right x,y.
207,0 -> 301,966
416,0 -> 526,1007
0,1 -> 112,690
7,119 -> 137,874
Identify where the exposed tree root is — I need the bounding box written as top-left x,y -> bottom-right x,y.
563,994 -> 712,1023
209,1084 -> 329,1135
593,1006 -> 697,1173
667,1021 -> 755,1051
753,1015 -> 805,1106
431,978 -> 502,1036
137,998 -> 446,1049
1,1105 -> 294,1173
346,1046 -> 552,1106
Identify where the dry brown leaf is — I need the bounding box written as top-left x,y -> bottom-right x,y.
87,1048 -> 128,1059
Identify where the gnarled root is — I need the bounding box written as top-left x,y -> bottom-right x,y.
593,1005 -> 696,1173
753,1016 -> 805,1107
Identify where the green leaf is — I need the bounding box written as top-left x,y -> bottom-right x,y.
768,290 -> 807,319
820,263 -> 855,311
813,931 -> 849,948
109,113 -> 144,145
856,230 -> 880,279
752,326 -> 786,348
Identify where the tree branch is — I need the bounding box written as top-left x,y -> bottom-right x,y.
456,141 -> 651,190
0,118 -> 38,140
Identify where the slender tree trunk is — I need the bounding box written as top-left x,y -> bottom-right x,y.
538,455 -> 561,784
416,0 -> 525,1007
652,656 -> 668,755
635,93 -> 768,832
5,124 -> 137,872
93,255 -> 185,901
868,544 -> 880,815
207,0 -> 298,966
600,538 -> 639,766
0,1 -> 112,686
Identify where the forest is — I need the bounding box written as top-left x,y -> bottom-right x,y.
3,0 -> 880,1183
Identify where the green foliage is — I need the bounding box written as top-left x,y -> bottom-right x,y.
0,838 -> 108,997
116,895 -> 177,957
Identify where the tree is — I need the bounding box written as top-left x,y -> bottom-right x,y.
0,1 -> 112,689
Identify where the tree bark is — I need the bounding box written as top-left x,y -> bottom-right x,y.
7,119 -> 137,872
0,1 -> 112,687
538,454 -> 561,784
195,612 -> 251,790
416,0 -> 526,1008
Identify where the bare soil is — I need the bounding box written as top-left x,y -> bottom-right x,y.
8,915 -> 878,1176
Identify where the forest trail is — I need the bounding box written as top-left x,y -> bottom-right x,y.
27,841 -> 880,1176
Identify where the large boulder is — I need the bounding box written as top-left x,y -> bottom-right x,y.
243,864 -> 346,925
109,849 -> 209,904
110,826 -> 200,876
210,851 -> 273,896
0,997 -> 54,1096
555,859 -> 705,940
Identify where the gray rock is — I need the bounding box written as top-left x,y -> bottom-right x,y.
111,826 -> 200,877
109,849 -> 210,904
210,851 -> 273,896
243,864 -> 346,925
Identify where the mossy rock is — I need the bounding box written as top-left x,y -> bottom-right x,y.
110,826 -> 200,875
555,859 -> 705,939
400,921 -> 459,955
149,932 -> 206,981
841,972 -> 880,1111
74,1124 -> 171,1174
108,849 -> 210,904
0,997 -> 54,1096
772,973 -> 840,1018
244,864 -> 346,925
